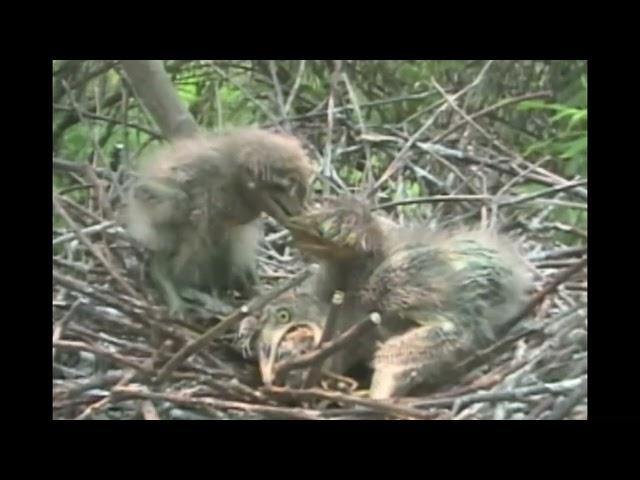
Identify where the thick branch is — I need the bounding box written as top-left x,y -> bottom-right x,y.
120,60 -> 199,140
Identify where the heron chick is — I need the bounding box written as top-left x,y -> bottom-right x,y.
125,128 -> 314,317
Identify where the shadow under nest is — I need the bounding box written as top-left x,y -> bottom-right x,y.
52,154 -> 587,421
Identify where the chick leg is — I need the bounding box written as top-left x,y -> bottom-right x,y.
370,320 -> 475,399
149,254 -> 187,319
180,287 -> 234,316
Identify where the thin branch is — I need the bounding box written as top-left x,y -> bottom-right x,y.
53,194 -> 141,300
112,385 -> 321,420
52,299 -> 83,362
374,194 -> 491,211
544,377 -> 587,420
53,104 -> 162,139
263,385 -> 440,420
432,91 -> 553,143
273,312 -> 381,385
283,60 -> 306,115
498,180 -> 588,207
303,290 -> 344,388
155,267 -> 315,383
367,60 -> 494,198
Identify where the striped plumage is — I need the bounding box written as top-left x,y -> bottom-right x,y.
255,197 -> 531,398
362,229 -> 531,398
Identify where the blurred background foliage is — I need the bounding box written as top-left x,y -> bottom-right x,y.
53,60 -> 587,242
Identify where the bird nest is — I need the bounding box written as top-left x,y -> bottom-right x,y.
53,145 -> 587,421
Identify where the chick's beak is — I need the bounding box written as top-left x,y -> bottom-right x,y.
258,322 -> 323,387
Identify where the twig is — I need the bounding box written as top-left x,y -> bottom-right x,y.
342,73 -> 373,188
432,78 -> 517,159
52,299 -> 83,362
53,194 -> 141,300
544,377 -> 587,420
501,257 -> 588,334
53,221 -> 119,246
211,64 -> 284,130
431,91 -> 553,143
53,104 -> 162,139
273,312 -> 380,385
367,60 -> 494,197
53,340 -> 153,376
303,290 -> 344,388
55,370 -> 128,400
404,377 -> 584,414
268,61 -> 290,131
155,267 -> 314,383
111,385 -> 321,420
283,60 -> 306,115
498,180 -> 588,207
76,370 -> 137,420
263,385 -> 440,420
53,269 -> 134,314
374,194 -> 491,211
321,62 -> 340,197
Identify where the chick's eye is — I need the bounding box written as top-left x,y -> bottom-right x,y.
275,308 -> 291,324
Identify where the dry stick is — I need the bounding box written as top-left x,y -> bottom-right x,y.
322,63 -> 340,197
432,79 -> 517,160
264,385 -> 440,420
529,246 -> 588,262
54,158 -> 112,183
497,156 -> 553,197
406,377 -> 584,412
499,180 -> 588,207
529,198 -> 587,210
367,60 -> 494,198
266,89 -> 439,127
302,290 -> 345,388
53,104 -> 162,139
111,385 -> 321,420
60,79 -> 109,166
374,194 -> 491,211
53,257 -> 90,275
57,184 -> 93,196
274,312 -> 381,385
268,60 -> 291,132
211,64 -> 284,130
342,73 -> 373,188
53,221 -> 118,247
283,60 -> 306,115
76,370 -> 137,420
415,143 -> 588,201
53,340 -> 153,376
491,155 -> 554,227
155,267 -> 314,383
544,377 -> 588,420
55,190 -> 108,224
53,195 -> 141,300
83,163 -> 115,220
431,91 -> 553,144
52,299 -> 83,362
53,271 -> 190,349
503,256 -> 587,333
53,269 -> 132,313
56,370 -> 128,400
